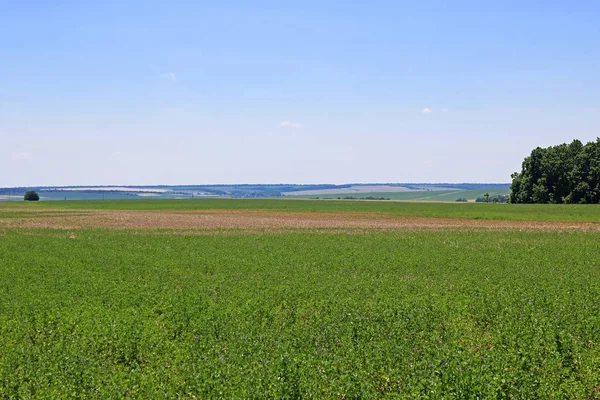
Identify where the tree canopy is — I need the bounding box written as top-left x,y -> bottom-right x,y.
24,191 -> 40,201
510,138 -> 600,204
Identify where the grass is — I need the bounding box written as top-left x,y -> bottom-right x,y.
2,199 -> 600,397
2,198 -> 600,222
1,229 -> 600,398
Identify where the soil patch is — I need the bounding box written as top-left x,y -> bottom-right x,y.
1,209 -> 599,232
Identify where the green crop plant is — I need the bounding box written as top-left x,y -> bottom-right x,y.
1,226 -> 600,398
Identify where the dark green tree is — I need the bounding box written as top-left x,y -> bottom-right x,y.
510,138 -> 600,204
24,191 -> 40,201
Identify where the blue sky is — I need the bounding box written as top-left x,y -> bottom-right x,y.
2,1 -> 599,186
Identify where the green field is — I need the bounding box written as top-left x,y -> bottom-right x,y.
3,198 -> 600,222
1,200 -> 600,398
289,189 -> 510,202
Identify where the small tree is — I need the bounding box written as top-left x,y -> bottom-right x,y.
24,191 -> 40,201
483,193 -> 490,203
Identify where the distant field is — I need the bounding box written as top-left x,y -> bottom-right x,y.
37,190 -> 196,201
282,185 -> 432,196
2,198 -> 599,222
1,200 -> 600,397
288,189 -> 510,202
0,183 -> 511,201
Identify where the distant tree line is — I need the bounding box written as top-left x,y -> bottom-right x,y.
510,138 -> 600,204
311,196 -> 391,201
475,194 -> 508,203
456,194 -> 509,203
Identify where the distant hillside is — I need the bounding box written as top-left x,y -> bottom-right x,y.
291,189 -> 511,202
0,183 -> 510,201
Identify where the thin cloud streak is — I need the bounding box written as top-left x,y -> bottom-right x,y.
161,72 -> 177,81
280,120 -> 302,129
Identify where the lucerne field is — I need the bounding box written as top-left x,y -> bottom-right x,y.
1,199 -> 600,399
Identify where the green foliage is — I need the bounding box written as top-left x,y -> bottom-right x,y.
1,229 -> 600,397
510,138 -> 600,203
475,194 -> 508,203
23,191 -> 40,201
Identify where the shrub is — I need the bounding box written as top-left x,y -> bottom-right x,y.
24,191 -> 40,201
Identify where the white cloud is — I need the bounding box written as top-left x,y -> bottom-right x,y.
441,108 -> 449,113
12,152 -> 33,161
161,72 -> 177,81
421,108 -> 433,114
280,120 -> 302,129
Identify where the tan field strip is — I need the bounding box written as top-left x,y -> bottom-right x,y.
1,209 -> 599,232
